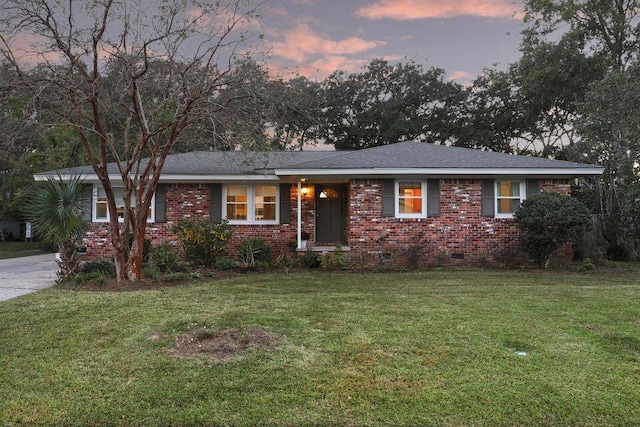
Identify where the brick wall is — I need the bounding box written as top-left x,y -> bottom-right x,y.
83,183 -> 307,262
83,179 -> 573,266
345,178 -> 573,267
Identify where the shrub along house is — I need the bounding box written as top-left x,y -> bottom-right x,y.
34,141 -> 604,267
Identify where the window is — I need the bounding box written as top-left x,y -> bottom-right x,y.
94,186 -> 154,222
254,185 -> 277,221
495,181 -> 525,218
395,181 -> 427,218
224,184 -> 278,224
226,186 -> 248,220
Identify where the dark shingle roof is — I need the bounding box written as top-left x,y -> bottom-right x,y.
36,141 -> 602,178
279,141 -> 598,170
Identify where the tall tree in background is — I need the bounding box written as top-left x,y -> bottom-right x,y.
453,69 -> 523,153
573,70 -> 640,259
516,0 -> 640,258
320,59 -> 465,150
0,0 -> 264,281
268,75 -> 323,150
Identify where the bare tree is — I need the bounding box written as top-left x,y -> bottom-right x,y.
0,0 -> 264,281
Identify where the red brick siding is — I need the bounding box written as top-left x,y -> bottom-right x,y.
345,178 -> 573,267
82,179 -> 573,266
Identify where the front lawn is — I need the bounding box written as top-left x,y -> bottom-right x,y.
1,269 -> 639,426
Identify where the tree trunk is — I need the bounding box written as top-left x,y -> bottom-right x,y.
126,226 -> 146,281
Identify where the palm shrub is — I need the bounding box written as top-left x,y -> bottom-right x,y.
25,175 -> 86,281
515,192 -> 593,268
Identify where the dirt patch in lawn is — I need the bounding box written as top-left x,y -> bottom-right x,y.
169,326 -> 280,363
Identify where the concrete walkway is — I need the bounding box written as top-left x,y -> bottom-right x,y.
0,254 -> 58,301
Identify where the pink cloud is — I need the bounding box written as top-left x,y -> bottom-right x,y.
356,0 -> 522,20
268,23 -> 385,62
448,70 -> 474,85
266,55 -> 369,80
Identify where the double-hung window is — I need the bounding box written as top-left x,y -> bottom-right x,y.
495,181 -> 525,218
94,186 -> 154,222
395,181 -> 427,218
224,184 -> 278,224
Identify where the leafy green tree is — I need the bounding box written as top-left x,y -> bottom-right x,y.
25,176 -> 85,281
320,59 -> 465,150
268,75 -> 324,150
572,70 -> 640,259
453,69 -> 523,153
515,192 -> 593,268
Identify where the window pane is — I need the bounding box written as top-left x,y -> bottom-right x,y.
399,182 -> 422,197
319,188 -> 339,199
227,186 -> 248,203
498,181 -> 520,197
398,182 -> 423,214
227,204 -> 247,220
255,185 -> 276,221
226,186 -> 248,220
498,198 -> 520,214
96,202 -> 107,219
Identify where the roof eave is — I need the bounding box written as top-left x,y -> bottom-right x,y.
274,167 -> 605,177
33,173 -> 280,182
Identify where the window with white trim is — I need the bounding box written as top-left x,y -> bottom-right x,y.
224,184 -> 278,224
93,186 -> 154,222
495,180 -> 526,218
395,181 -> 427,218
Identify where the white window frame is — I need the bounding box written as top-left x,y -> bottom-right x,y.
93,186 -> 155,223
395,180 -> 427,219
494,180 -> 526,219
223,184 -> 279,225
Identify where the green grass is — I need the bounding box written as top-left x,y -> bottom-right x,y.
0,241 -> 50,259
1,269 -> 640,426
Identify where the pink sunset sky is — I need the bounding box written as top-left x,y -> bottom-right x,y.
259,0 -> 525,83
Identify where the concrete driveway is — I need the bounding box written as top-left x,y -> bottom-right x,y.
0,254 -> 58,301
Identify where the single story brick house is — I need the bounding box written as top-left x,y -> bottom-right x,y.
35,141 -> 604,267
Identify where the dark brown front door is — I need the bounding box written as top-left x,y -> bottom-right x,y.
315,184 -> 344,243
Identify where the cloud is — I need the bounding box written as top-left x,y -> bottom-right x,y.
356,0 -> 522,20
448,70 -> 474,85
268,23 -> 385,62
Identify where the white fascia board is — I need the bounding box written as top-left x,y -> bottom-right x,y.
34,173 -> 279,182
274,167 -> 604,177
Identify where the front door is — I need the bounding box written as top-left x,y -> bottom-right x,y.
315,184 -> 344,243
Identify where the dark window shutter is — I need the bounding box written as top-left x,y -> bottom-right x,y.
381,179 -> 395,217
527,179 -> 540,197
81,185 -> 93,222
210,184 -> 222,222
279,184 -> 291,224
481,179 -> 495,217
427,179 -> 440,217
154,184 -> 166,223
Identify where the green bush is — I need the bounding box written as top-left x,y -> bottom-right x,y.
172,219 -> 232,266
302,248 -> 320,268
214,257 -> 237,271
238,238 -> 271,266
151,242 -> 180,273
515,192 -> 592,268
73,271 -> 107,286
320,245 -> 349,270
80,259 -> 116,277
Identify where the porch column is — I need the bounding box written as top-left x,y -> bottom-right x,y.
297,179 -> 302,249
